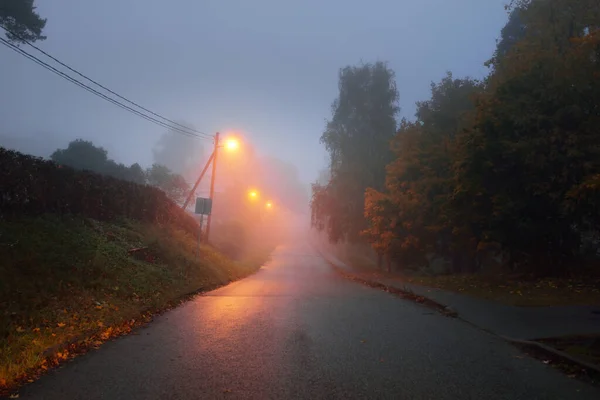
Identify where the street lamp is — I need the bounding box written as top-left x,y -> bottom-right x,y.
224,138 -> 239,151
182,132 -> 241,242
248,189 -> 259,200
266,201 -> 273,209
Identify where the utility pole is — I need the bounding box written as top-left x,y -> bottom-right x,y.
181,152 -> 215,210
205,132 -> 220,242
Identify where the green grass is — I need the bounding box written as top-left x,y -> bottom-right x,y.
0,214 -> 269,391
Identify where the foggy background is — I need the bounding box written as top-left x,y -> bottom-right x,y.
1,0 -> 509,193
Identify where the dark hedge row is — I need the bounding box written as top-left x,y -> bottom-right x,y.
0,147 -> 198,235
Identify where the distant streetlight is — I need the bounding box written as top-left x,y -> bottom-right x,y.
266,201 -> 273,209
248,189 -> 259,200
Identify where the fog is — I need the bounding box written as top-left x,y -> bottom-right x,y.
1,0 -> 510,241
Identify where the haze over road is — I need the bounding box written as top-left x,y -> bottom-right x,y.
19,241 -> 600,400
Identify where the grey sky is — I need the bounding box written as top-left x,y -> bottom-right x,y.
0,0 -> 509,184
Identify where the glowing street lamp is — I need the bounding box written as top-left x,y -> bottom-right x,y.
224,138 -> 239,151
182,132 -> 244,243
248,189 -> 259,200
265,201 -> 273,209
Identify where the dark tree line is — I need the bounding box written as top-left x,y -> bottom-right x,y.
311,0 -> 600,276
51,139 -> 190,203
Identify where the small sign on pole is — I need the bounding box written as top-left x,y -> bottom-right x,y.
195,197 -> 212,251
195,197 -> 213,215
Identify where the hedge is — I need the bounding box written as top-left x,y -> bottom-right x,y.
0,147 -> 199,236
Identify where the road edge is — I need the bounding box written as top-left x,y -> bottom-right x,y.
0,265 -> 266,399
309,239 -> 600,379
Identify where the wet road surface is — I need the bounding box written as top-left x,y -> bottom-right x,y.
18,241 -> 600,399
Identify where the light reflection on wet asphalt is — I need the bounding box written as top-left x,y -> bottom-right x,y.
18,242 -> 600,400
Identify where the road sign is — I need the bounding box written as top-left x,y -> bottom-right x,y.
195,197 -> 213,215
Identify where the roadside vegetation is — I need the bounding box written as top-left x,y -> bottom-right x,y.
310,0 -> 600,304
0,148 -> 272,392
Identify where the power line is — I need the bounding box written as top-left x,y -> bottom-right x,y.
0,25 -> 211,139
0,32 -> 213,141
0,37 -> 209,141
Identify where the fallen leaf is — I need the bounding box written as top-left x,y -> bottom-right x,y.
9,394 -> 19,399
57,322 -> 66,328
15,326 -> 25,333
543,360 -> 551,364
360,339 -> 367,344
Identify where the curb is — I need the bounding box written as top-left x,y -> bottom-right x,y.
310,241 -> 455,316
330,260 -> 457,317
500,336 -> 600,376
311,241 -> 600,378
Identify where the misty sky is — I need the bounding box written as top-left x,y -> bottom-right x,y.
0,0 -> 509,184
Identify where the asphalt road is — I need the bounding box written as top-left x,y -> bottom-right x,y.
17,241 -> 600,400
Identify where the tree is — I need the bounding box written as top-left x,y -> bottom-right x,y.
311,61 -> 399,243
152,126 -> 204,182
128,163 -> 147,185
51,139 -> 150,185
452,0 -> 600,274
0,0 -> 47,44
51,140 -> 109,173
486,7 -> 527,68
363,73 -> 482,271
146,164 -> 190,203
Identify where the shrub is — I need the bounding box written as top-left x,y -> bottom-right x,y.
0,148 -> 198,235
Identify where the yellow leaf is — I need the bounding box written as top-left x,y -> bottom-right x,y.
57,322 -> 66,328
15,326 -> 25,333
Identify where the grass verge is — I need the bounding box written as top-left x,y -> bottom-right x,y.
404,274 -> 600,307
0,214 -> 269,395
512,338 -> 600,387
536,335 -> 600,369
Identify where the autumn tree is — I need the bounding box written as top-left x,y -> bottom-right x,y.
452,0 -> 600,274
363,73 -> 482,271
0,0 -> 47,44
311,62 -> 399,243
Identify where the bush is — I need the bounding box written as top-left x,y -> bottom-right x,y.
0,148 -> 198,235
